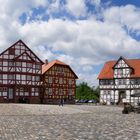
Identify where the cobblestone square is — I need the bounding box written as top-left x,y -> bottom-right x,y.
0,104 -> 139,140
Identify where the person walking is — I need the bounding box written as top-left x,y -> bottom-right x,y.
59,98 -> 64,106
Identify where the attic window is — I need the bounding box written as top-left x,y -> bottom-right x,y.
9,48 -> 15,55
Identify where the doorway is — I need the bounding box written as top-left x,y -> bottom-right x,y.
8,88 -> 14,100
118,90 -> 126,105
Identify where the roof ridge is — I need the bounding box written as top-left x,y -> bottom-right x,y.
42,59 -> 78,78
98,58 -> 140,79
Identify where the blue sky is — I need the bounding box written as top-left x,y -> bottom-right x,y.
108,0 -> 140,7
0,0 -> 140,86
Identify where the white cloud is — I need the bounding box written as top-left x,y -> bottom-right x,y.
0,2 -> 140,86
13,12 -> 140,86
78,73 -> 98,87
47,0 -> 62,15
104,5 -> 140,33
65,0 -> 87,18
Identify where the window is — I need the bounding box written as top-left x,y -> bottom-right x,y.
8,74 -> 14,80
59,89 -> 63,95
35,76 -> 40,81
16,75 -> 20,80
69,79 -> 72,85
3,62 -> 8,66
131,79 -> 134,84
22,62 -> 26,67
117,69 -> 123,75
3,74 -> 7,79
0,87 -> 2,92
69,89 -> 72,95
134,90 -> 140,94
16,62 -> 22,67
34,88 -> 39,92
126,69 -> 130,75
3,92 -> 7,96
48,88 -> 52,95
20,92 -> 24,96
49,77 -> 52,83
59,78 -> 63,84
25,92 -> 29,96
15,49 -> 20,55
35,64 -> 40,69
27,75 -> 31,81
100,80 -> 114,85
134,79 -> 140,85
123,79 -> 126,85
57,67 -> 64,74
0,74 -> 2,79
35,93 -> 39,96
118,79 -> 126,85
21,75 -> 26,80
9,61 -> 14,66
118,79 -> 122,85
32,88 -> 35,92
103,90 -> 111,95
60,67 -> 64,72
27,63 -> 32,68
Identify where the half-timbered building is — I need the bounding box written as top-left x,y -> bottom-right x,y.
98,56 -> 140,105
0,40 -> 43,103
42,60 -> 78,104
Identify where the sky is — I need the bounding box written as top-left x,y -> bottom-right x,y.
0,0 -> 140,87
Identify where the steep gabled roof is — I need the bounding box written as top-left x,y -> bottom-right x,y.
98,61 -> 115,79
42,60 -> 78,78
98,58 -> 140,79
112,56 -> 133,69
0,40 -> 44,64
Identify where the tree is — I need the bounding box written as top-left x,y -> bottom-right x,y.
76,82 -> 99,100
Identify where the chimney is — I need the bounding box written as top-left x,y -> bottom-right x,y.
45,59 -> 48,65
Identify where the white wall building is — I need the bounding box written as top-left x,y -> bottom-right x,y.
98,56 -> 140,105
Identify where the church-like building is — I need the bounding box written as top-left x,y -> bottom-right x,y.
0,40 -> 43,103
98,56 -> 140,105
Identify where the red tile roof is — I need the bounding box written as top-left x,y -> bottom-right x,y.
98,59 -> 140,79
42,59 -> 78,78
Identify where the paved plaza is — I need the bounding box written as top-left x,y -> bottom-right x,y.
0,104 -> 139,140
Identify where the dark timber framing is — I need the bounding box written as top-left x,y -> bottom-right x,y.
0,40 -> 43,103
42,61 -> 78,104
98,56 -> 140,105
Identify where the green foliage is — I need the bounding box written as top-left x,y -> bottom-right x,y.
76,82 -> 99,100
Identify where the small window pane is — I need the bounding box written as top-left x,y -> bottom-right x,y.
27,63 -> 32,68
35,93 -> 39,96
16,62 -> 22,67
27,75 -> 31,80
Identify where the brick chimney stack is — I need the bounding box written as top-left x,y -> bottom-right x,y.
45,59 -> 48,65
